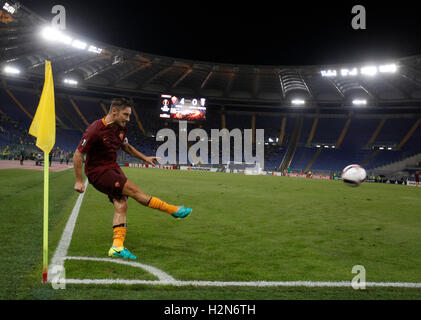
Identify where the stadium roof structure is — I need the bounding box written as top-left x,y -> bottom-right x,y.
1,1 -> 421,112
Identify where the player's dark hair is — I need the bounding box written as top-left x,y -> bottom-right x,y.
109,98 -> 134,113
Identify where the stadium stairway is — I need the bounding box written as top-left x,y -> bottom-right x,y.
306,115 -> 350,172
0,89 -> 32,127
335,115 -> 352,149
279,117 -> 303,171
131,105 -> 147,136
292,116 -> 351,173
304,147 -> 323,172
68,98 -> 90,128
364,118 -> 386,149
99,102 -> 108,115
289,146 -> 317,172
4,89 -> 33,121
55,98 -> 85,133
305,116 -> 319,146
278,116 -> 287,146
397,118 -> 421,150
308,117 -> 378,172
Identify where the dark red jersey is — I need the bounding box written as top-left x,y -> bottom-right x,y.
415,172 -> 420,181
77,118 -> 128,181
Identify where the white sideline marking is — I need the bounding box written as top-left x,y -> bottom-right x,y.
48,180 -> 89,282
62,279 -> 421,288
50,179 -> 421,289
65,256 -> 175,282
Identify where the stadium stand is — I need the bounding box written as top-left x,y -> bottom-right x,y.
2,82 -> 421,176
1,1 -> 421,177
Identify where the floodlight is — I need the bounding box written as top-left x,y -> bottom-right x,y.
349,68 -> 358,76
63,78 -> 78,85
379,64 -> 397,73
42,27 -> 60,41
58,34 -> 73,45
352,99 -> 367,106
41,27 -> 72,45
361,66 -> 377,76
71,40 -> 87,50
341,69 -> 349,76
291,99 -> 305,106
341,68 -> 358,76
3,66 -> 20,75
88,45 -> 103,54
321,69 -> 337,77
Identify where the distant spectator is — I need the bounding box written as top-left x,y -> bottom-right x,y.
20,147 -> 25,166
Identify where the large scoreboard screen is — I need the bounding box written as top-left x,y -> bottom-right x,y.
159,94 -> 206,121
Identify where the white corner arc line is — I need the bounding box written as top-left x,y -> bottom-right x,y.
65,256 -> 176,282
48,179 -> 89,282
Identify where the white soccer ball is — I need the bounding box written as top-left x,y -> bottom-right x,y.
341,164 -> 367,186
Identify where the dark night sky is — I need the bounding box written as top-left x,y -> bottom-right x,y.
17,0 -> 421,66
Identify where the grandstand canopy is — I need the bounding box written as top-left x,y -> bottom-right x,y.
1,1 -> 421,112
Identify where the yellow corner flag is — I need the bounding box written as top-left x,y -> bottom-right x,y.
29,60 -> 56,153
29,60 -> 56,283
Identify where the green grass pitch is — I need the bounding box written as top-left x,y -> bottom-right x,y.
1,167 -> 421,299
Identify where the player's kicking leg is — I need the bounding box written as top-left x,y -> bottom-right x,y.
108,196 -> 137,260
122,179 -> 192,218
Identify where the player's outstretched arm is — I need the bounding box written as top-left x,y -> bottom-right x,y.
121,143 -> 159,166
73,149 -> 85,193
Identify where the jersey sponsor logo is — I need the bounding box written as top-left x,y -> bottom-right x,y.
81,138 -> 87,147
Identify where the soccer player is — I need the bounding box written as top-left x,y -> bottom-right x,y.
73,98 -> 192,260
415,171 -> 420,187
